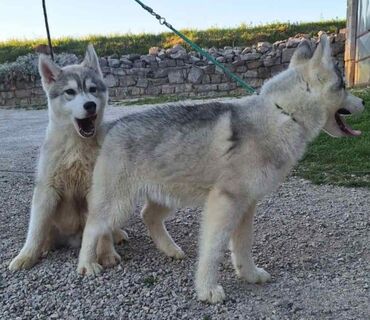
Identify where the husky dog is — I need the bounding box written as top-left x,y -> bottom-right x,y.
9,45 -> 126,271
77,35 -> 364,303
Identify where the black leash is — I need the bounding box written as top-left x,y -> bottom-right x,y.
42,0 -> 54,60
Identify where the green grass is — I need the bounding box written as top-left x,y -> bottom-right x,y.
143,275 -> 157,286
0,20 -> 345,64
296,89 -> 370,188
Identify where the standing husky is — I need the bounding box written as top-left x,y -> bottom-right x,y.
77,35 -> 364,303
9,45 -> 126,271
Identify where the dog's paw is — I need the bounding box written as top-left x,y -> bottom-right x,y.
238,266 -> 271,284
113,229 -> 129,245
164,245 -> 185,260
9,253 -> 38,271
77,262 -> 103,276
197,284 -> 225,304
97,251 -> 121,268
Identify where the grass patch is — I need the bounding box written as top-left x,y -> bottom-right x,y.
143,275 -> 157,287
0,20 -> 345,64
296,89 -> 370,188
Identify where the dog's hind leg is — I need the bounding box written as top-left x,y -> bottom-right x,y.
196,188 -> 245,303
141,199 -> 185,259
112,228 -> 129,245
229,202 -> 271,284
9,185 -> 59,270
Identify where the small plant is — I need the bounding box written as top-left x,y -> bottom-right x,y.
143,275 -> 157,286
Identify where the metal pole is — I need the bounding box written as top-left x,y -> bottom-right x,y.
42,0 -> 54,60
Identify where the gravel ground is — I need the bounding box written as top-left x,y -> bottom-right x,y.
0,106 -> 369,320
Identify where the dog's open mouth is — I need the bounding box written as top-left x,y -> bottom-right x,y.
335,108 -> 361,137
75,115 -> 97,138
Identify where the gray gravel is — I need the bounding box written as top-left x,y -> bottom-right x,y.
0,106 -> 369,320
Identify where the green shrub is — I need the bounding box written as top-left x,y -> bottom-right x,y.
0,20 -> 345,64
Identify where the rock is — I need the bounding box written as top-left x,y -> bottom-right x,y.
258,67 -> 270,78
196,83 -> 218,92
271,64 -> 286,76
55,53 -> 79,67
222,49 -> 234,56
170,51 -> 188,60
141,55 -> 157,64
200,65 -> 215,74
232,59 -> 245,67
133,60 -> 146,68
218,83 -> 230,91
189,56 -> 201,63
98,58 -> 108,68
149,47 -> 160,55
168,44 -> 186,54
240,53 -> 261,61
104,74 -> 118,87
331,41 -> 345,56
127,53 -> 141,61
168,69 -> 184,84
161,84 -> 175,94
257,42 -> 272,53
108,58 -> 121,68
136,78 -> 148,88
263,55 -> 280,67
119,75 -> 136,86
242,47 -> 252,54
286,38 -> 301,48
245,70 -> 258,78
120,58 -> 133,66
187,67 -> 204,84
282,48 -> 296,63
158,50 -> 167,59
216,56 -> 225,63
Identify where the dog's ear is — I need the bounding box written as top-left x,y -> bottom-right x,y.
82,44 -> 102,77
39,54 -> 61,88
311,33 -> 332,68
290,40 -> 313,67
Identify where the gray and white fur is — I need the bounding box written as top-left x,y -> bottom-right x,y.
9,45 -> 127,271
77,35 -> 364,303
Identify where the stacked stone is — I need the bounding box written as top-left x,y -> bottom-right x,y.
0,32 -> 346,107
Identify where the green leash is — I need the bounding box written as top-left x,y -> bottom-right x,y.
133,0 -> 256,95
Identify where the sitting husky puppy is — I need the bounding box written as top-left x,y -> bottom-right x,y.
77,35 -> 364,303
9,45 -> 126,271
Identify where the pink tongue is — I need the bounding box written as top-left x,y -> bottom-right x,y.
348,128 -> 362,136
339,114 -> 361,136
343,122 -> 361,136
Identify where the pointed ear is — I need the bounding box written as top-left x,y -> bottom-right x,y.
311,33 -> 332,67
82,44 -> 102,76
39,54 -> 61,87
290,40 -> 313,67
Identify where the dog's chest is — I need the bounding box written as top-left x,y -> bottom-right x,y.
49,140 -> 99,196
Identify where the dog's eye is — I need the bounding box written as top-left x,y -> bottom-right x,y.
65,89 -> 76,95
89,87 -> 97,93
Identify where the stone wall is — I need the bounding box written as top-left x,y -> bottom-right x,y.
0,32 -> 345,108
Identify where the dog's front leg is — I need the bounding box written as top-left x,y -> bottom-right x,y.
9,185 -> 59,270
229,202 -> 271,283
196,188 -> 244,303
77,212 -> 110,275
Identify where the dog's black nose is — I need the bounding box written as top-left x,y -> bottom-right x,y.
83,101 -> 96,114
